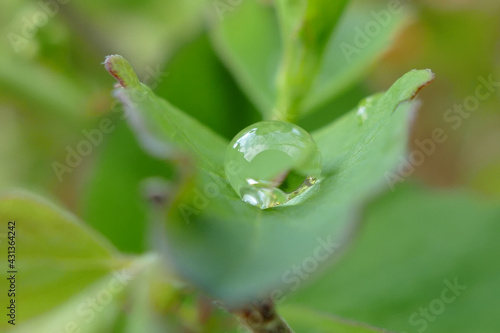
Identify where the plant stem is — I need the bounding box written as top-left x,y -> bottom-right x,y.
233,299 -> 295,333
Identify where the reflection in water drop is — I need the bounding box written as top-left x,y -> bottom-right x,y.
356,106 -> 368,124
225,121 -> 322,209
356,96 -> 375,124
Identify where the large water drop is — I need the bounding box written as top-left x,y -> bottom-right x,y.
225,121 -> 322,209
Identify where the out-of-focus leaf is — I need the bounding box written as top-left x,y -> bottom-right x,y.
275,0 -> 350,121
119,256 -> 188,333
7,274 -> 123,333
281,305 -> 394,333
7,255 -> 159,333
210,0 -> 282,118
154,70 -> 433,304
153,33 -> 260,140
0,192 -> 125,325
304,4 -> 407,113
0,107 -> 30,188
210,1 -> 407,120
0,53 -> 87,122
287,183 -> 500,333
469,160 -> 500,199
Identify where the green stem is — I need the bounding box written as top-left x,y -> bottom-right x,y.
274,43 -> 321,123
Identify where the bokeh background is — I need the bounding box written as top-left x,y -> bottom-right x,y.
1,0 -> 500,332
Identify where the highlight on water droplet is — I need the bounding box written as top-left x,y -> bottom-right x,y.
225,121 -> 322,209
356,96 -> 375,124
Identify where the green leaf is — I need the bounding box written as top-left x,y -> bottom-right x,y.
0,52 -> 87,122
6,255 -> 159,333
83,122 -> 173,254
287,183 -> 500,333
153,33 -> 260,140
275,0 -> 350,121
118,256 -> 188,333
314,69 -> 434,176
281,305 -> 394,333
104,55 -> 228,178
0,192 -> 125,325
210,1 -> 407,120
304,4 -> 407,113
156,70 -> 434,304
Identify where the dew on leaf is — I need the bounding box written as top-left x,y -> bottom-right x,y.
225,121 -> 322,209
356,96 -> 375,124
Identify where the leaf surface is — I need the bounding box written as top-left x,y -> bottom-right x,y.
288,184 -> 500,333
129,69 -> 434,303
0,192 -> 125,325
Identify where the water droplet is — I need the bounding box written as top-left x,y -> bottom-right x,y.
225,121 -> 322,209
356,96 -> 375,124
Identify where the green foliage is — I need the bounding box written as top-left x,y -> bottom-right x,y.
0,192 -> 123,326
211,1 -> 406,120
105,52 -> 433,305
281,305 -> 393,332
4,0 -> 499,332
275,0 -> 350,120
83,122 -> 172,253
210,0 -> 281,118
288,184 -> 500,333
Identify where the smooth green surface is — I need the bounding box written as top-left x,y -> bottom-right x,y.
82,122 -> 172,253
281,305 -> 393,333
4,0 -> 499,331
8,273 -> 124,333
109,64 -> 433,303
105,55 -> 228,178
210,0 -> 281,117
288,183 -> 500,333
305,5 -> 406,113
0,192 -> 124,327
210,1 -> 406,120
7,255 -> 159,333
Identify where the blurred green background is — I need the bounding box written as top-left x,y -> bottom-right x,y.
1,0 -> 500,332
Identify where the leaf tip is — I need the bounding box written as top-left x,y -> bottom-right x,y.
410,68 -> 435,100
104,54 -> 141,89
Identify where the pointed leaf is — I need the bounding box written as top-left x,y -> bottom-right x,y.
210,2 -> 407,120
275,0 -> 350,121
158,70 -> 434,304
104,55 -> 228,178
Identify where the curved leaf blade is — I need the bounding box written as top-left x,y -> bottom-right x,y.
210,1 -> 282,117
305,5 -> 407,113
210,1 -> 408,120
159,70 -> 434,304
104,55 -> 228,178
281,305 -> 395,333
0,192 -> 124,325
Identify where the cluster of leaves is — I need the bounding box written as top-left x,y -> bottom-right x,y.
2,0 -> 500,332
